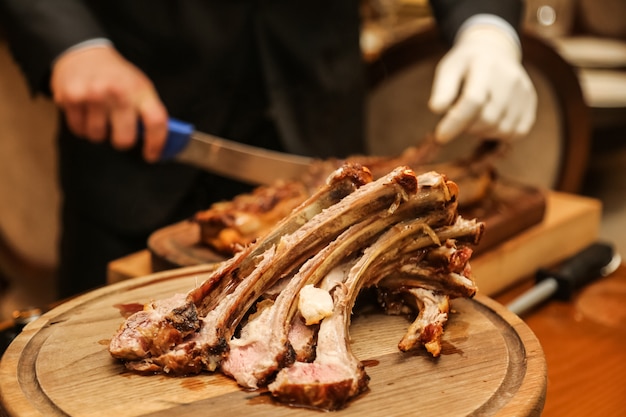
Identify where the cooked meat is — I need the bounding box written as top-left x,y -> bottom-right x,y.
111,165 -> 420,375
110,164 -> 371,367
222,171 -> 456,389
377,238 -> 480,356
368,218 -> 484,298
108,293 -> 198,361
392,288 -> 450,356
192,141 -> 500,257
218,166 -> 424,384
287,315 -> 317,362
268,283 -> 369,411
267,175 -> 481,410
194,181 -> 309,255
360,219 -> 481,358
190,163 -> 373,315
109,165 -> 485,410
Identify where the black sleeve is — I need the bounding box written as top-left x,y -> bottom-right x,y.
0,0 -> 108,94
429,0 -> 523,44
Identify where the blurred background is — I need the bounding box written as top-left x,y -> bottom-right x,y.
0,0 -> 625,321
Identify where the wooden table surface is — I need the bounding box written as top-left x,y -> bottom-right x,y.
493,264 -> 626,416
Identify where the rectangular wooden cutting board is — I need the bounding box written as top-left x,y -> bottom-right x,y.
471,191 -> 601,295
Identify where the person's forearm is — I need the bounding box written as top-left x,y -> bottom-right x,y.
455,14 -> 520,47
0,0 -> 108,94
428,0 -> 523,44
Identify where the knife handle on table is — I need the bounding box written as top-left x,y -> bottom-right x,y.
535,242 -> 620,301
507,242 -> 621,315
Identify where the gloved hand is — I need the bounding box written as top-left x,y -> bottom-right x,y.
429,24 -> 537,144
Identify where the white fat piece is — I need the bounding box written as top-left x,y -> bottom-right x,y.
418,171 -> 443,188
298,284 -> 334,325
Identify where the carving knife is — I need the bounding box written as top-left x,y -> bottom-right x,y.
159,118 -> 315,185
506,242 -> 622,316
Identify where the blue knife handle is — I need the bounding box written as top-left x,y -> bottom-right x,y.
161,118 -> 194,160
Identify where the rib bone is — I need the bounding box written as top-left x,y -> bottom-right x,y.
222,171 -> 456,388
112,165 -> 419,374
109,165 -> 486,412
110,164 -> 370,365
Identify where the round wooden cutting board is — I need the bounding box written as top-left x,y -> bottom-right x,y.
0,266 -> 546,417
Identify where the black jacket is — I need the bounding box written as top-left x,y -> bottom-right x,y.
0,0 -> 522,235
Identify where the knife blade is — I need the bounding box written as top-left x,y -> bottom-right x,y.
159,118 -> 315,185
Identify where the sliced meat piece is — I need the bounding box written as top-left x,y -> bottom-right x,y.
109,249 -> 251,363
379,287 -> 450,356
375,235 -> 481,356
287,315 -> 316,362
109,293 -> 198,361
194,180 -> 309,255
268,283 -> 369,411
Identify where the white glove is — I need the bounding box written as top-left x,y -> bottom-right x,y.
429,24 -> 537,144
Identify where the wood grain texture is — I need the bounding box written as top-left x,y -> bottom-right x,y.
1,268 -> 546,417
495,264 -> 626,417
